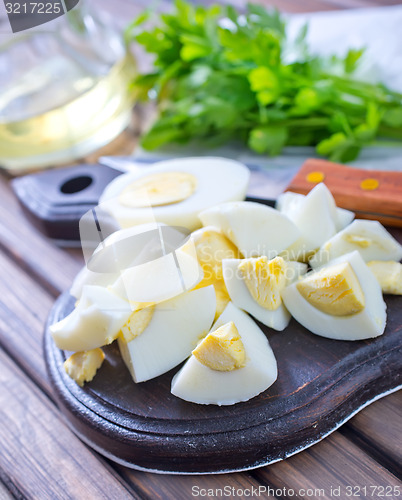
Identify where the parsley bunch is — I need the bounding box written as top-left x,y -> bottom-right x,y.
126,0 -> 402,162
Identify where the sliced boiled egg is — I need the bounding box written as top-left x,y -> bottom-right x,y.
185,226 -> 240,319
213,280 -> 231,320
222,257 -> 307,331
280,183 -> 339,262
64,348 -> 105,387
99,157 -> 250,231
199,201 -> 300,258
72,220 -> 203,305
70,265 -> 119,301
310,220 -> 402,269
71,222 -> 170,300
51,285 -> 133,352
276,187 -> 354,232
110,242 -> 202,304
189,226 -> 241,288
118,285 -> 216,383
367,261 -> 402,295
282,251 -> 386,341
171,302 -> 278,405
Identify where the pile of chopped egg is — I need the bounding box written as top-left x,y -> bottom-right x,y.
50,175 -> 402,406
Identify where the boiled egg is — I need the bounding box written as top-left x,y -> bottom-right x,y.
213,280 -> 231,320
109,242 -> 202,304
171,302 -> 277,405
118,285 -> 216,383
222,257 -> 307,331
51,285 -> 133,352
280,184 -> 339,262
64,348 -> 105,387
199,201 -> 300,258
70,265 -> 118,301
367,261 -> 402,295
99,157 -> 250,231
73,221 -> 203,305
189,226 -> 241,288
310,220 -> 402,269
276,188 -> 354,232
185,226 -> 240,319
71,222 -> 171,300
282,251 -> 386,341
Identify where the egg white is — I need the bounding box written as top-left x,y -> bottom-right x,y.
281,184 -> 337,260
71,222 -> 168,299
118,285 -> 216,383
51,285 -> 133,352
199,201 -> 300,259
110,245 -> 203,304
276,186 -> 354,232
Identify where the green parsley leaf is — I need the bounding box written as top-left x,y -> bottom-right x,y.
127,1 -> 402,161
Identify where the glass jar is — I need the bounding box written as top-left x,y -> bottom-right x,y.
0,0 -> 137,173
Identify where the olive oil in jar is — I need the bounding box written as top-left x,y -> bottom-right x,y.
0,54 -> 136,172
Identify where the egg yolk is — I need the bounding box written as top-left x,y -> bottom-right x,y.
238,256 -> 287,310
64,348 -> 105,387
297,262 -> 365,316
213,281 -> 231,320
367,261 -> 402,295
192,321 -> 246,371
119,305 -> 155,342
343,233 -> 372,248
192,229 -> 241,288
118,172 -> 197,208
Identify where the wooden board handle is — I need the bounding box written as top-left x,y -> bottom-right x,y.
285,159 -> 402,227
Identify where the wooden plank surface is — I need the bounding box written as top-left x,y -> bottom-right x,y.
255,431 -> 401,500
0,482 -> 12,500
342,391 -> 402,477
0,347 -> 139,500
118,468 -> 277,500
0,179 -> 81,296
1,228 -> 400,494
0,0 -> 401,498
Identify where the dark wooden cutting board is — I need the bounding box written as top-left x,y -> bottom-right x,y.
44,289 -> 402,474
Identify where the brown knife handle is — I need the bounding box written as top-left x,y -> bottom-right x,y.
285,158 -> 402,228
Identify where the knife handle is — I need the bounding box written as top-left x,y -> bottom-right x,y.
286,159 -> 402,228
12,164 -> 122,245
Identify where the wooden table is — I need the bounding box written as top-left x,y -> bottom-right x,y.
0,0 -> 401,498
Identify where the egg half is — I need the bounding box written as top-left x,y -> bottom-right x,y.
171,302 -> 278,405
282,251 -> 386,341
99,157 -> 250,231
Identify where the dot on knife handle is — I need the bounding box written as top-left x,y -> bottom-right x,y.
360,178 -> 379,191
306,171 -> 325,183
